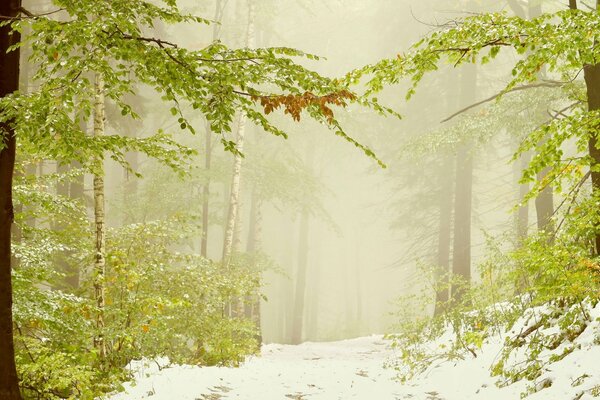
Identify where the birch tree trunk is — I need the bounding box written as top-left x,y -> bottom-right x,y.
222,0 -> 255,266
93,74 -> 107,359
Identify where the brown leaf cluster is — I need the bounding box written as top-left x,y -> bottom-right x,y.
252,90 -> 356,123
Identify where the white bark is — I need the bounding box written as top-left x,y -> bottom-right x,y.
93,73 -> 107,358
222,0 -> 256,266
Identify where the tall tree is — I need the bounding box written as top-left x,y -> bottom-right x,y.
580,0 -> 600,254
0,0 -> 22,398
451,64 -> 476,302
92,74 -> 107,359
291,142 -> 314,344
528,1 -> 555,238
201,0 -> 227,258
434,155 -> 454,315
291,206 -> 310,344
356,0 -> 600,250
222,0 -> 255,265
1,0 -> 374,385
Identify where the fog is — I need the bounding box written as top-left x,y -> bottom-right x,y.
92,0 -> 551,343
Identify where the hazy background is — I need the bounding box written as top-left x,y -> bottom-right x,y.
94,0 -> 544,343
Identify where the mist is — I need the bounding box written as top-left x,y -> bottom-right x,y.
4,0 -> 598,399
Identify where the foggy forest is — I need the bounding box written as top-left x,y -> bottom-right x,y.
1,0 -> 600,399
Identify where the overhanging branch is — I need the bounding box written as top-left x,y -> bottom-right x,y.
441,81 -> 564,123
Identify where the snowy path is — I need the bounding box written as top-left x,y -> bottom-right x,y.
108,332 -> 600,400
108,336 -> 410,400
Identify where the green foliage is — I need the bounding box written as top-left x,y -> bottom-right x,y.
12,172 -> 100,398
387,258 -> 519,382
100,218 -> 264,368
389,227 -> 600,395
2,0 -> 387,173
10,161 -> 269,397
349,9 -> 600,98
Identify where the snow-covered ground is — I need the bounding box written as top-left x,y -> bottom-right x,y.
108,313 -> 600,400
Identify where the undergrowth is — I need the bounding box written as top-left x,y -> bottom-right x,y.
388,231 -> 600,398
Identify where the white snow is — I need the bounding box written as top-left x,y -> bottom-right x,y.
107,305 -> 600,400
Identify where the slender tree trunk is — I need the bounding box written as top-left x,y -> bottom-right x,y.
0,1 -> 22,397
291,207 -> 309,344
535,166 -> 554,235
200,0 -> 226,258
246,188 -> 261,253
201,120 -> 212,258
222,0 -> 255,266
245,185 -> 262,342
434,156 -> 454,316
222,115 -> 247,265
354,239 -> 362,337
451,64 -> 476,303
54,163 -> 80,289
516,152 -> 531,243
307,236 -> 321,340
92,74 -> 107,359
523,0 -> 555,242
280,214 -> 295,343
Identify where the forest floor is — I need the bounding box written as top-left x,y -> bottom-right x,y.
107,322 -> 600,400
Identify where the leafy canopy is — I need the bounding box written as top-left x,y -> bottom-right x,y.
2,0 -> 386,171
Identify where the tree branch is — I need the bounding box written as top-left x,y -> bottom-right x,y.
0,7 -> 64,20
441,82 -> 564,123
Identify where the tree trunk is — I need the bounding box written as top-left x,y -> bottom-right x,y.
451,64 -> 476,303
307,236 -> 321,340
585,62 -> 600,253
516,152 -> 531,243
354,239 -> 362,337
291,207 -> 309,344
92,74 -> 107,359
54,163 -> 80,289
434,155 -> 454,316
222,114 -> 247,265
583,1 -> 600,253
222,0 -> 255,266
245,185 -> 262,342
200,0 -> 226,258
201,120 -> 212,258
0,0 -> 23,398
535,166 -> 555,236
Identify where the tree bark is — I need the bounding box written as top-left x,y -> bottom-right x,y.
92,74 -> 107,359
55,163 -> 80,289
245,184 -> 262,342
585,63 -> 600,253
434,155 -> 454,316
222,114 -> 247,265
516,152 -> 531,243
0,0 -> 23,398
200,120 -> 212,258
451,64 -> 476,303
307,236 -> 321,340
291,207 -> 309,344
535,166 -> 555,237
222,0 -> 255,266
200,0 -> 226,258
